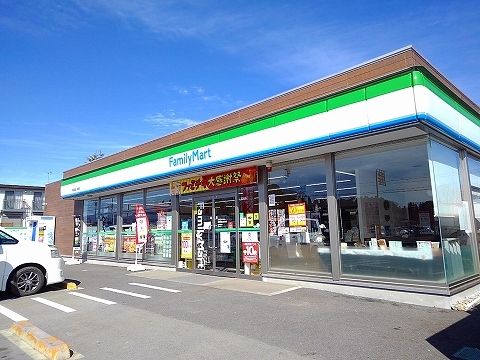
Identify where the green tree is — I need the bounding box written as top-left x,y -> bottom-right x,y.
87,150 -> 104,162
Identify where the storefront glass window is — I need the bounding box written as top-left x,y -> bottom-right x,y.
178,195 -> 193,269
468,156 -> 480,258
268,159 -> 331,274
336,141 -> 445,284
430,141 -> 477,282
120,191 -> 144,259
239,185 -> 261,275
83,199 -> 98,256
145,187 -> 173,262
98,196 -> 117,257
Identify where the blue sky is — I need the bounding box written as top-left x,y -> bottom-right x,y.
1,0 -> 479,186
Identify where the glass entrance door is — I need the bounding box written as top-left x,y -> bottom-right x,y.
193,192 -> 238,273
214,195 -> 237,273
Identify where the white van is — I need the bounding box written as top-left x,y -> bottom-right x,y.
0,228 -> 65,296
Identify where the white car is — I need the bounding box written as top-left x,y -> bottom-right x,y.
0,229 -> 65,296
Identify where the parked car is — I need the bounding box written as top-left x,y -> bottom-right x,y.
0,228 -> 65,296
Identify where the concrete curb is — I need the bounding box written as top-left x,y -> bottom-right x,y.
10,321 -> 71,360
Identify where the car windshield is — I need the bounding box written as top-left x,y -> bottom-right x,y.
0,230 -> 19,244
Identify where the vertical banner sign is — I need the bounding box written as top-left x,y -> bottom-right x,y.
135,204 -> 149,245
196,203 -> 207,269
376,169 -> 386,186
73,215 -> 82,249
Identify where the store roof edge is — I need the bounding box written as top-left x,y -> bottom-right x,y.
62,46 -> 479,181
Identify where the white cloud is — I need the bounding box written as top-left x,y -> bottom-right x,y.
193,86 -> 204,94
69,1 -> 368,85
201,95 -> 221,102
143,112 -> 200,129
0,138 -> 45,147
75,0 -> 243,38
173,85 -> 206,97
173,86 -> 189,95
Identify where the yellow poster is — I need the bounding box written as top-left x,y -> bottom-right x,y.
123,236 -> 137,253
103,236 -> 116,252
246,213 -> 254,227
181,233 -> 193,259
288,203 -> 306,227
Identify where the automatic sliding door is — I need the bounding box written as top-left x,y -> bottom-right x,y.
214,195 -> 237,273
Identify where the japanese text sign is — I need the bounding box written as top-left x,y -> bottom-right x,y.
170,167 -> 257,195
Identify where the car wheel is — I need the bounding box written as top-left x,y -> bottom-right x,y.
9,266 -> 45,297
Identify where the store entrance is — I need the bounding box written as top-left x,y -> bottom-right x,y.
194,192 -> 238,273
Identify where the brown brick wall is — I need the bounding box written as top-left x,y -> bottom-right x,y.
44,181 -> 83,256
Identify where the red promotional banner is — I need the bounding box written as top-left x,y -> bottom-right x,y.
242,242 -> 259,264
135,204 -> 149,245
170,166 -> 258,195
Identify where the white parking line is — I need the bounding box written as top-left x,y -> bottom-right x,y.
31,297 -> 76,313
0,305 -> 28,321
128,283 -> 181,293
268,286 -> 302,296
100,287 -> 151,299
69,292 -> 117,305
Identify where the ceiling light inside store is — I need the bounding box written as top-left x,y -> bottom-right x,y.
273,193 -> 298,197
275,185 -> 300,191
306,182 -> 326,187
336,170 -> 356,177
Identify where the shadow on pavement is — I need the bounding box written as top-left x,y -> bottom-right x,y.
426,306 -> 480,359
49,278 -> 82,290
0,279 -> 82,301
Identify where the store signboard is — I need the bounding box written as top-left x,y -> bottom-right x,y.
170,167 -> 257,195
62,75 -> 480,200
288,203 -> 307,227
242,242 -> 259,264
135,204 -> 149,245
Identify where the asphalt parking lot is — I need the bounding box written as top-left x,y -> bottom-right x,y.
0,261 -> 479,360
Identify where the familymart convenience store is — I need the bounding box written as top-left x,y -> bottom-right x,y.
60,47 -> 480,306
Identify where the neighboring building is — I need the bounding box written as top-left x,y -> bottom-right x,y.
52,47 -> 480,307
0,184 -> 45,227
44,181 -> 82,256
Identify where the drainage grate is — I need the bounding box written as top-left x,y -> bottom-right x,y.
454,347 -> 480,360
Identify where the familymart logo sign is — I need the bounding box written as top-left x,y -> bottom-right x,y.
169,148 -> 212,168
